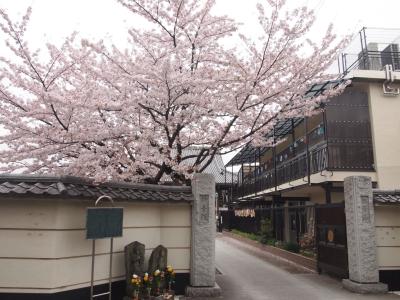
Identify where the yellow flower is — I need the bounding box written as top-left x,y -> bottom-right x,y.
167,266 -> 173,273
154,269 -> 160,276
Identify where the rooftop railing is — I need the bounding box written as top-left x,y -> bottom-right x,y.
338,28 -> 400,75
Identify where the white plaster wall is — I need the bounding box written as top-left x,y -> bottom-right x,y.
308,190 -> 344,204
375,205 -> 400,270
0,198 -> 191,293
368,82 -> 400,189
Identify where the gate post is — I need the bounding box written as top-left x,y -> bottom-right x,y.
186,173 -> 221,297
342,176 -> 388,293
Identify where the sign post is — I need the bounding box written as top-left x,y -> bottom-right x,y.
86,195 -> 123,300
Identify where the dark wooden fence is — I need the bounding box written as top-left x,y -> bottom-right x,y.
315,203 -> 348,278
221,205 -> 310,243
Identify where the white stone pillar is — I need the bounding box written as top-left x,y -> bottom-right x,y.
186,173 -> 221,297
342,176 -> 388,293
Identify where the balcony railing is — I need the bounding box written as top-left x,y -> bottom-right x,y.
238,143 -> 328,197
237,139 -> 375,198
276,152 -> 307,186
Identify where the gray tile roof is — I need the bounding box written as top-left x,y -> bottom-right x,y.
373,190 -> 400,204
0,174 -> 193,203
171,148 -> 237,184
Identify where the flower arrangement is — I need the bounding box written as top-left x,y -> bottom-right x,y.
165,265 -> 175,292
128,266 -> 175,299
152,269 -> 163,296
142,272 -> 153,298
131,274 -> 142,300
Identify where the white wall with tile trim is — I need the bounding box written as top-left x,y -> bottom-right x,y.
0,198 -> 191,294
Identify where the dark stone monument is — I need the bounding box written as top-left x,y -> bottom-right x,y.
148,245 -> 168,274
125,241 -> 145,295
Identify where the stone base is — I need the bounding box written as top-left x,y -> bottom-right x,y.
185,284 -> 222,298
342,279 -> 388,294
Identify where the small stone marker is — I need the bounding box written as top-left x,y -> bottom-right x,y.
125,241 -> 145,295
148,245 -> 168,274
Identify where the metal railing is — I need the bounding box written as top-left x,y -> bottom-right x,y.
338,27 -> 400,75
340,51 -> 400,75
237,143 -> 328,197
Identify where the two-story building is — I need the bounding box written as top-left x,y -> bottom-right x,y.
223,29 -> 400,285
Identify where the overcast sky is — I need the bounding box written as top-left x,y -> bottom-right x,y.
1,0 -> 400,164
1,0 -> 400,50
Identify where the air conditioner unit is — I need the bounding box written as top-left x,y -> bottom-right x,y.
381,44 -> 400,71
357,43 -> 382,70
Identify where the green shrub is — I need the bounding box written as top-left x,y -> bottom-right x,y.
300,250 -> 316,258
231,229 -> 262,242
282,242 -> 300,253
259,236 -> 277,246
259,218 -> 272,237
259,235 -> 268,244
259,217 -> 273,244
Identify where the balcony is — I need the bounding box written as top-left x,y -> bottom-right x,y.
230,87 -> 375,199
237,138 -> 374,198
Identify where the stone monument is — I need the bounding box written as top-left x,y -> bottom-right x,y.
125,241 -> 145,296
342,176 -> 388,293
148,245 -> 168,274
186,173 -> 221,297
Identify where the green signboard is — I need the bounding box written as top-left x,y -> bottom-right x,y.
86,207 -> 123,239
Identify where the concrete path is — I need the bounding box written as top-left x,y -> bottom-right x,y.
210,234 -> 399,300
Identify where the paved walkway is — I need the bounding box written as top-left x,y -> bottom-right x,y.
209,234 -> 399,300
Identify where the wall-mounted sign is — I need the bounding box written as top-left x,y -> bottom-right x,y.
327,229 -> 335,243
86,207 -> 123,239
234,209 -> 255,218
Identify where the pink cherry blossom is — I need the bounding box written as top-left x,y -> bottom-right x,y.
0,0 -> 349,184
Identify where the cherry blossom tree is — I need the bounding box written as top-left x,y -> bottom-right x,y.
0,0 -> 348,184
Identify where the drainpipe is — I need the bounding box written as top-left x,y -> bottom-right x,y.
273,128 -> 277,191
305,117 -> 311,185
291,119 -> 296,156
359,29 -> 366,69
254,151 -> 257,195
322,108 -> 330,170
324,183 -> 332,204
224,166 -> 227,204
258,148 -> 261,191
241,163 -> 244,198
231,164 -> 234,202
